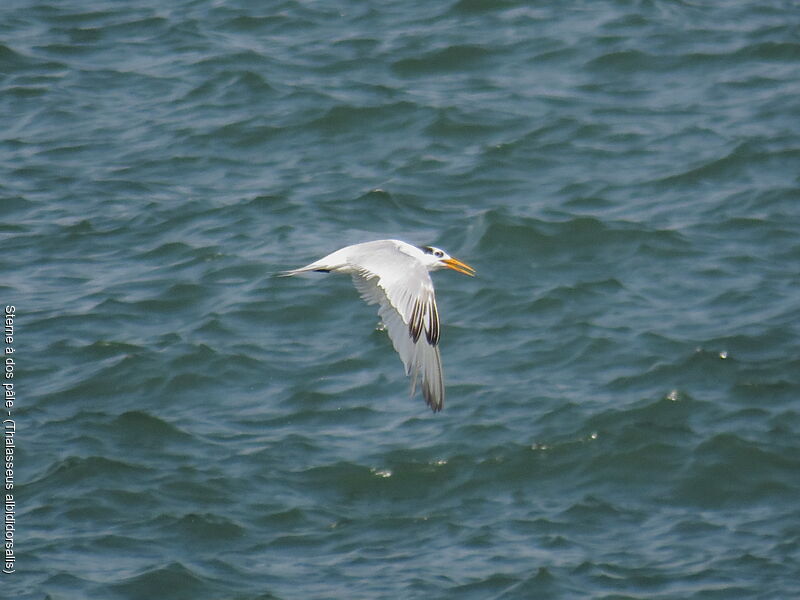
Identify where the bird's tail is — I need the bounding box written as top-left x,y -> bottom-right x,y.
275,262 -> 332,277
276,268 -> 310,277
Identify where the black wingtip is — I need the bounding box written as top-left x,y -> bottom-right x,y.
423,387 -> 444,413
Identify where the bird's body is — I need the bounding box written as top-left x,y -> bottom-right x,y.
280,239 -> 474,412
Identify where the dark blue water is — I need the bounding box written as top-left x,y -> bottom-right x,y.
3,1 -> 800,598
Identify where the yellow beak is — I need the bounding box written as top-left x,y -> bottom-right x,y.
442,257 -> 476,277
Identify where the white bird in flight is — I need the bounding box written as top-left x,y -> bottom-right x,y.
280,239 -> 475,412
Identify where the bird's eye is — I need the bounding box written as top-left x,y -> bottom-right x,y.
434,250 -> 443,258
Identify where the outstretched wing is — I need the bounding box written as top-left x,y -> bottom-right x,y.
349,247 -> 444,412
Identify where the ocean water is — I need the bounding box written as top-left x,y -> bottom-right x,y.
3,0 -> 800,598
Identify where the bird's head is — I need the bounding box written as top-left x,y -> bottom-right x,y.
419,245 -> 475,276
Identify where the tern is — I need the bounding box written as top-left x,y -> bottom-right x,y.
280,239 -> 475,412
